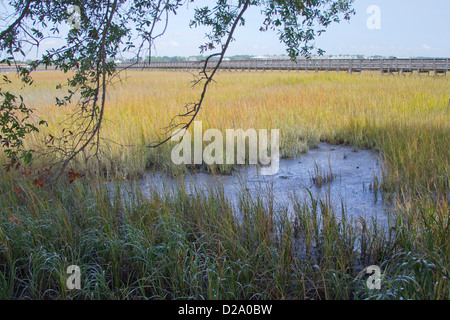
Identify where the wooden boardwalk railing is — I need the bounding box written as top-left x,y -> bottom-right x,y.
118,58 -> 450,75
1,58 -> 449,75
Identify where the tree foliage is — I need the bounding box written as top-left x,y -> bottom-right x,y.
0,0 -> 354,180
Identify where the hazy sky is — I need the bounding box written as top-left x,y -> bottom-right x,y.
5,0 -> 450,58
150,0 -> 450,57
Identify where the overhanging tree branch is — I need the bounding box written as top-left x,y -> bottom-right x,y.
147,0 -> 251,148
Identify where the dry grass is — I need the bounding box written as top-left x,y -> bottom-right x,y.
5,70 -> 447,191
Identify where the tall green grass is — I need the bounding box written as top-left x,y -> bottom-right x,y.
0,172 -> 448,299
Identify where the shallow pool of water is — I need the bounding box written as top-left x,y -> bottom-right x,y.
129,143 -> 390,222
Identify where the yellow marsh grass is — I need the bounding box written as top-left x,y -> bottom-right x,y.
2,70 -> 449,193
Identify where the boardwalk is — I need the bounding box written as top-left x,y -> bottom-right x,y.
1,58 -> 449,75
119,58 -> 450,75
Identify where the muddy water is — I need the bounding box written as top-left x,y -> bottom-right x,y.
131,143 -> 390,222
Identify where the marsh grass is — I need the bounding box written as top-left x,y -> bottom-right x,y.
1,175 -> 447,299
310,159 -> 335,188
0,70 -> 448,299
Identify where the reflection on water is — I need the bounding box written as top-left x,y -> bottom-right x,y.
124,143 -> 391,222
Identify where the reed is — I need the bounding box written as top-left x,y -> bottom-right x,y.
0,70 -> 448,299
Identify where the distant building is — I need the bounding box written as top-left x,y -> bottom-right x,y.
328,55 -> 360,60
251,55 -> 269,60
251,55 -> 291,60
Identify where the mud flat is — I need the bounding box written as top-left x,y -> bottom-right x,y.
110,143 -> 391,224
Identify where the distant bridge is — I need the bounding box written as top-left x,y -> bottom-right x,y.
1,58 -> 449,75
118,58 -> 450,76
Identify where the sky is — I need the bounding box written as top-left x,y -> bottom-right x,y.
2,0 -> 450,59
149,0 -> 450,58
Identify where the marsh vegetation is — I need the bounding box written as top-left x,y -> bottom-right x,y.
0,70 -> 448,299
